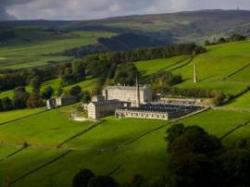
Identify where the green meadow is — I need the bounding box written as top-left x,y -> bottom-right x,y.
0,37 -> 249,187
136,41 -> 250,95
0,77 -> 97,99
0,105 -> 249,187
224,92 -> 250,110
0,31 -> 114,69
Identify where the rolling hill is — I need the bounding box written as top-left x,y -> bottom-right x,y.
0,9 -> 249,187
1,10 -> 250,43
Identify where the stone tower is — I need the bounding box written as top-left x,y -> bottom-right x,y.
135,74 -> 141,107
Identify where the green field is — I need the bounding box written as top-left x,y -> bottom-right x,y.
136,41 -> 250,95
224,92 -> 250,110
0,106 -> 92,146
0,105 -> 249,187
0,35 -> 250,187
0,31 -> 114,69
0,108 -> 44,124
0,77 -> 97,99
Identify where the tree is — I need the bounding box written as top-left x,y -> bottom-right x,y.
72,62 -> 86,81
30,76 -> 41,92
69,86 -> 82,100
1,97 -> 13,111
42,86 -> 54,100
166,124 -> 185,144
168,153 -> 214,187
0,99 -> 3,111
114,63 -> 138,86
57,86 -> 64,97
128,175 -> 148,187
217,149 -> 250,187
82,91 -> 91,103
168,126 -> 222,154
26,92 -> 44,108
73,169 -> 95,187
88,176 -> 119,187
13,87 -> 29,109
151,71 -> 182,94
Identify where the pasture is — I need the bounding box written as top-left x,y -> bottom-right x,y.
136,41 -> 250,96
0,31 -> 113,69
0,106 -> 249,187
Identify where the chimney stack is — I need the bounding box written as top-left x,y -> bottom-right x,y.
136,74 -> 141,107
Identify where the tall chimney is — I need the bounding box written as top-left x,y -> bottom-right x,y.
136,74 -> 141,107
193,62 -> 198,83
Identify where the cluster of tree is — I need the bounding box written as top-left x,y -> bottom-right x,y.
0,87 -> 45,111
0,66 -> 58,92
165,124 -> 250,187
73,169 -> 161,187
73,169 -> 118,187
63,32 -> 172,58
0,43 -> 205,95
0,28 -> 16,42
113,63 -> 138,86
205,34 -> 247,46
169,88 -> 226,105
60,61 -> 86,86
68,85 -> 91,103
83,43 -> 205,80
150,71 -> 183,94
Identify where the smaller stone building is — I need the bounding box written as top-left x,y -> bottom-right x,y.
88,100 -> 125,120
46,94 -> 77,110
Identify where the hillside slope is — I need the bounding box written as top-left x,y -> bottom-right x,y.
1,10 -> 250,44
136,40 -> 250,95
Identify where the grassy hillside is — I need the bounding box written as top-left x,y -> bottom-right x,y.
0,31 -> 114,69
224,92 -> 250,110
0,77 -> 98,99
0,106 -> 249,187
136,40 -> 250,95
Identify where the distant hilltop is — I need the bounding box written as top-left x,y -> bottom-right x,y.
0,9 -> 250,44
